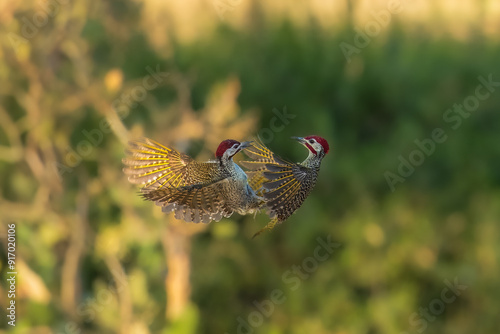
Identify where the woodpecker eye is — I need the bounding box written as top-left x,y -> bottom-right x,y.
308,139 -> 315,144
233,144 -> 238,148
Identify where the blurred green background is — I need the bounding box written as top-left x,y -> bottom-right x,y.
1,0 -> 499,333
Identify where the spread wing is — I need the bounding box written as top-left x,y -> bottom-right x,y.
239,140 -> 293,195
141,179 -> 234,223
261,164 -> 311,222
240,141 -> 312,223
122,138 -> 224,190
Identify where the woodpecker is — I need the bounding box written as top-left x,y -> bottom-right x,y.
123,138 -> 264,224
240,136 -> 330,237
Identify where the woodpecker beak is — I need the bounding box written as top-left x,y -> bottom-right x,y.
239,141 -> 253,149
291,136 -> 305,144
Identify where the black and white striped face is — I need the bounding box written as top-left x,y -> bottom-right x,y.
292,136 -> 330,157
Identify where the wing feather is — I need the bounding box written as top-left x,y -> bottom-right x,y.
240,141 -> 313,224
240,140 -> 292,194
141,180 -> 233,224
123,138 -> 223,190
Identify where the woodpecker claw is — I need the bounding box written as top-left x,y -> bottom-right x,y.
251,218 -> 278,239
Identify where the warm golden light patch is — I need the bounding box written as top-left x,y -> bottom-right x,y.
105,69 -> 124,94
414,247 -> 436,269
364,222 -> 385,247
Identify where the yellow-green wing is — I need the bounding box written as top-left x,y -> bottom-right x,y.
239,140 -> 291,194
122,138 -> 223,190
240,141 -> 311,223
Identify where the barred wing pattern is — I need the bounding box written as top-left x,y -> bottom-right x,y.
142,180 -> 233,224
240,141 -> 318,226
239,141 -> 291,195
122,138 -> 226,190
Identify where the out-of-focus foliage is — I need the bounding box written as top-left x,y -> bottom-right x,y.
0,0 -> 499,333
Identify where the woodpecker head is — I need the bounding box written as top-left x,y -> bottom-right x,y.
215,140 -> 253,160
292,136 -> 330,158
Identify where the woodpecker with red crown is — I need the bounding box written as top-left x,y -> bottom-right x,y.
123,138 -> 264,224
240,135 -> 330,237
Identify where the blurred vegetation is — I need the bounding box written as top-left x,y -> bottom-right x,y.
0,0 -> 499,333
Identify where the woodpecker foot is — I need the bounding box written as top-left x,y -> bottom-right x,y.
252,218 -> 278,239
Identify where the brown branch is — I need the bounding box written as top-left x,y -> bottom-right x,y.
60,180 -> 88,317
105,255 -> 133,334
162,222 -> 192,320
